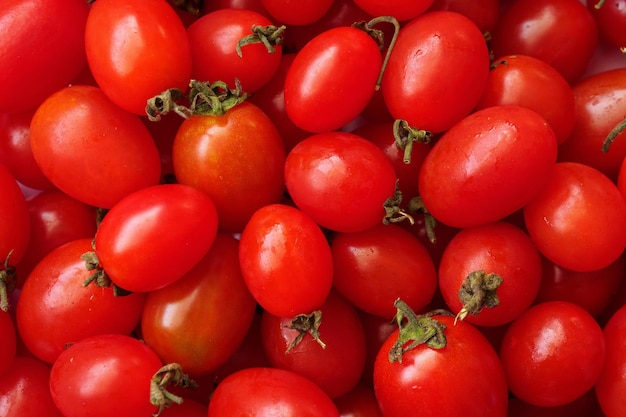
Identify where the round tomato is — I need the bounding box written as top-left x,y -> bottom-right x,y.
172,100 -> 285,233
141,234 -> 257,376
207,367 -> 340,417
596,304 -> 626,417
500,301 -> 605,407
373,302 -> 508,417
523,162 -> 626,272
29,85 -> 162,209
284,131 -> 397,233
418,105 -> 557,228
85,0 -> 192,115
238,203 -> 333,317
94,183 -> 219,292
16,238 -> 146,364
381,11 -> 490,134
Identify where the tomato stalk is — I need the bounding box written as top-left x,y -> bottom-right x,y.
455,270 -> 504,324
236,24 -> 286,57
406,196 -> 438,244
383,179 -> 415,225
168,0 -> 204,15
389,299 -> 452,363
594,0 -> 606,8
393,119 -> 432,164
601,117 -> 626,153
285,310 -> 327,353
0,250 -> 16,312
81,249 -> 131,297
150,363 -> 198,417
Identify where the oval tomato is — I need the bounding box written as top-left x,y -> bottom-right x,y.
596,304 -> 626,417
95,183 -> 219,292
141,234 -> 257,376
85,0 -> 192,115
418,105 -> 557,228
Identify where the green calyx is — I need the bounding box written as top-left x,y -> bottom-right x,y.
285,310 -> 326,353
236,24 -> 286,57
455,270 -> 504,324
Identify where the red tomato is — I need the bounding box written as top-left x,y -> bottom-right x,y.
490,0 -> 598,83
523,162 -> 626,272
352,0 -> 434,21
500,301 -> 605,407
558,68 -> 626,181
438,221 -> 542,327
0,111 -> 55,191
331,223 -> 438,319
172,101 -> 286,233
284,131 -> 397,233
16,238 -> 146,364
507,389 -> 602,417
418,105 -> 557,228
141,234 -> 257,376
49,334 -> 163,417
0,311 -> 16,376
159,399 -> 207,417
207,367 -> 340,416
284,24 -> 383,132
95,184 -> 219,292
261,291 -> 367,398
29,85 -> 162,209
595,304 -> 626,417
0,163 -> 30,266
0,0 -> 89,113
238,204 -> 334,317
427,0 -> 501,33
0,356 -> 64,417
588,0 -> 626,52
373,305 -> 508,417
381,11 -> 490,134
85,0 -> 192,115
475,54 -> 576,144
261,0 -> 334,25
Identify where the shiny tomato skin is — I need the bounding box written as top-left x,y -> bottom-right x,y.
141,234 -> 257,376
373,314 -> 508,417
418,105 -> 557,228
500,301 -> 605,407
29,85 -> 162,209
523,162 -> 626,272
95,183 -> 219,292
284,26 -> 383,133
0,163 -> 31,265
16,238 -> 146,365
238,203 -> 334,317
596,304 -> 626,417
207,367 -> 340,417
0,0 -> 89,114
172,101 -> 286,233
284,131 -> 397,233
49,334 -> 163,417
381,11 -> 490,134
85,0 -> 192,115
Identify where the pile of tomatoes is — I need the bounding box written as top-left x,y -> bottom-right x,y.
2,0 -> 626,416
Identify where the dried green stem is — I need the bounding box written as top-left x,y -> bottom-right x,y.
284,310 -> 326,353
393,119 -> 432,164
150,363 -> 198,417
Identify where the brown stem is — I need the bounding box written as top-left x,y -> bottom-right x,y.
455,270 -> 504,324
150,363 -> 198,417
284,310 -> 326,353
0,250 -> 16,312
406,196 -> 437,244
393,119 -> 432,164
595,0 -> 606,8
601,117 -> 626,153
383,179 -> 415,225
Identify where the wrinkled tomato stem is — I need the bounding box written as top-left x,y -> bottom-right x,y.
355,15 -> 401,91
285,310 -> 326,353
455,270 -> 504,325
150,363 -> 198,417
393,119 -> 432,164
0,250 -> 16,312
236,24 -> 286,57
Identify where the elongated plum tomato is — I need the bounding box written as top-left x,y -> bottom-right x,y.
284,131 -> 397,233
381,11 -> 490,133
84,0 -> 192,115
418,105 -> 557,228
94,183 -> 219,292
284,24 -> 383,133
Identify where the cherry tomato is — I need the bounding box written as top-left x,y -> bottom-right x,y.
381,11 -> 490,134
85,0 -> 192,115
16,238 -> 146,364
172,101 -> 286,233
284,131 -> 397,233
0,163 -> 30,265
95,183 -> 219,292
523,162 -> 626,272
373,305 -> 508,417
49,334 -> 163,417
0,0 -> 89,114
261,0 -> 334,25
352,0 -> 433,21
29,85 -> 162,209
141,234 -> 257,376
0,356 -> 64,417
490,0 -> 598,83
238,203 -> 334,317
500,301 -> 605,407
418,105 -> 557,228
284,23 -> 383,132
207,367 -> 340,416
187,9 -> 282,93
588,0 -> 626,52
475,54 -> 576,144
0,311 -> 16,376
331,223 -> 437,319
261,291 -> 367,398
438,221 -> 542,327
595,303 -> 626,417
